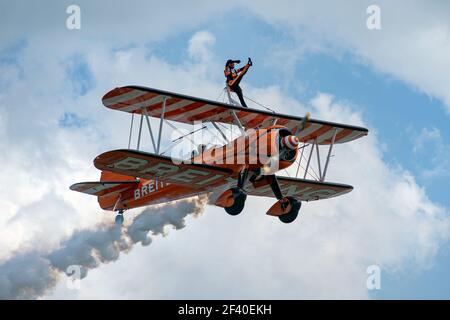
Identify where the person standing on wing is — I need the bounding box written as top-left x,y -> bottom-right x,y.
224,57 -> 252,108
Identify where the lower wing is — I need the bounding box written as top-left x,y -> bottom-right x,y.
247,176 -> 353,201
94,149 -> 233,192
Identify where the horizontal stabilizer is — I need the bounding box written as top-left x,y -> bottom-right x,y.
70,180 -> 138,196
94,149 -> 233,190
247,176 -> 353,201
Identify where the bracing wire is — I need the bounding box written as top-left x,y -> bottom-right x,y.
215,88 -> 226,102
171,125 -> 207,143
243,95 -> 277,113
295,157 -> 320,181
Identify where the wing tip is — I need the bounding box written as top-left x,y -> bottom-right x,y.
69,183 -> 78,191
69,181 -> 97,191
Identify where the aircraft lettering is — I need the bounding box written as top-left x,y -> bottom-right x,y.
196,174 -> 224,186
170,169 -> 209,184
84,183 -> 120,195
111,157 -> 148,171
251,184 -> 272,195
251,184 -> 339,200
302,189 -> 336,200
134,180 -> 166,200
281,185 -> 312,197
138,162 -> 179,177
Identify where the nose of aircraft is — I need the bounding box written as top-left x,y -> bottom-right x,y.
281,135 -> 299,150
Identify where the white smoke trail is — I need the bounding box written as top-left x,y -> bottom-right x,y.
0,195 -> 207,299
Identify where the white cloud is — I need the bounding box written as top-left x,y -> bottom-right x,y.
0,2 -> 449,299
0,1 -> 233,45
244,0 -> 450,112
413,127 -> 450,179
414,127 -> 441,153
188,30 -> 216,61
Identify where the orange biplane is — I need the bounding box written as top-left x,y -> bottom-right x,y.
71,86 -> 368,224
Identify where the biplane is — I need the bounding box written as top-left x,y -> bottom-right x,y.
70,86 -> 368,224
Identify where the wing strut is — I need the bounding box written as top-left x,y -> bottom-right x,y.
230,110 -> 245,135
225,86 -> 246,135
137,113 -> 144,150
156,96 -> 167,153
211,122 -> 229,143
143,108 -> 157,152
225,86 -> 239,106
321,128 -> 337,181
128,95 -> 170,154
299,131 -> 337,182
304,140 -> 315,179
315,139 -> 322,179
295,142 -> 306,178
127,113 -> 134,149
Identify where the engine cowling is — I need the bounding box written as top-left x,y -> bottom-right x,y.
260,128 -> 299,175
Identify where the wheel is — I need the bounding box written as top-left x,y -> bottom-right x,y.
115,214 -> 124,225
224,188 -> 247,216
278,197 -> 301,224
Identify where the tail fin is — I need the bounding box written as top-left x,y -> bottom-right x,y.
98,171 -> 138,211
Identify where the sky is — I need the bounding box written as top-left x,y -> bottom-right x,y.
0,0 -> 449,299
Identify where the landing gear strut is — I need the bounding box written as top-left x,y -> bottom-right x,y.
115,210 -> 124,225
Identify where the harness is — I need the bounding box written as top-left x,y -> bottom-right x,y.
224,66 -> 238,86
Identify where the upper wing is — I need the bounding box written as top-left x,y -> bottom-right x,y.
70,180 -> 138,196
102,86 -> 368,145
247,176 -> 353,201
94,149 -> 233,190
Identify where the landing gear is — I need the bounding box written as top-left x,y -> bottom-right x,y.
268,174 -> 283,200
224,169 -> 249,216
115,210 -> 124,225
267,174 -> 301,223
225,187 -> 247,216
278,197 -> 301,224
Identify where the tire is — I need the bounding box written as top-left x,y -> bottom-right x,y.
225,188 -> 247,216
278,197 -> 301,224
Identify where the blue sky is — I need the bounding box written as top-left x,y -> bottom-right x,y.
144,10 -> 450,299
1,1 -> 449,299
